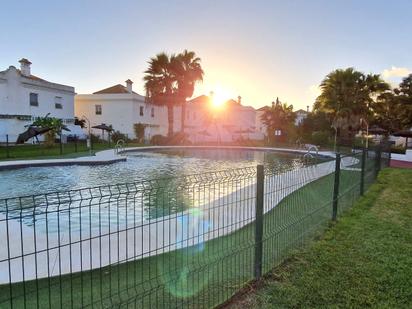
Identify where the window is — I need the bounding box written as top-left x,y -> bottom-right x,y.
95,104 -> 102,115
55,96 -> 63,109
151,107 -> 154,118
140,106 -> 144,116
29,93 -> 38,106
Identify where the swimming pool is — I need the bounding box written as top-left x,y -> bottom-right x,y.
0,148 -> 312,199
0,147 -> 334,283
0,148 -> 324,234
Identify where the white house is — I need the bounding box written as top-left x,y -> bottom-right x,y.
256,106 -> 269,136
255,104 -> 310,140
295,107 -> 309,125
184,95 -> 263,143
0,59 -> 79,142
75,80 -> 181,141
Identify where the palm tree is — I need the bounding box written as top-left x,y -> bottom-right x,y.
174,50 -> 204,133
144,53 -> 179,137
261,98 -> 296,144
314,68 -> 389,144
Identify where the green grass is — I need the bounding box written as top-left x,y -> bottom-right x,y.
0,168 -> 365,308
226,168 -> 412,308
0,142 -> 143,161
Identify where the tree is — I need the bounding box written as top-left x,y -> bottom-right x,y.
394,73 -> 412,128
261,98 -> 296,144
31,114 -> 68,146
133,123 -> 146,143
143,51 -> 204,138
371,73 -> 412,133
297,111 -> 333,143
314,68 -> 389,143
371,92 -> 402,133
173,50 -> 204,133
144,53 -> 179,137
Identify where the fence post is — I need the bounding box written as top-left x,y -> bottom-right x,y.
6,134 -> 10,158
59,134 -> 63,155
360,148 -> 366,196
254,164 -> 265,279
375,145 -> 381,176
388,144 -> 391,167
332,153 -> 341,221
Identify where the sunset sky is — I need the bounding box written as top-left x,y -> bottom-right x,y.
1,0 -> 411,110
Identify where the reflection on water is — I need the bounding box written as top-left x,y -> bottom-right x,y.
0,149 -> 315,232
0,149 -> 307,198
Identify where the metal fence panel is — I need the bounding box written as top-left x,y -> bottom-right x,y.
0,146 -> 391,308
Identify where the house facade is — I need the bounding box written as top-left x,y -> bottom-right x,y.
75,80 -> 181,141
75,82 -> 266,143
0,59 -> 78,142
295,107 -> 309,125
256,106 -> 269,137
184,95 -> 263,143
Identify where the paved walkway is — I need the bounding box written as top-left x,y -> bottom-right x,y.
0,149 -> 126,170
390,159 -> 412,169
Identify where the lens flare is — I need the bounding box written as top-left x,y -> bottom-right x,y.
158,207 -> 212,298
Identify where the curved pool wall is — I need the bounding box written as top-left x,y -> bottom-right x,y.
0,145 -> 334,172
0,146 -> 333,199
0,154 -> 358,284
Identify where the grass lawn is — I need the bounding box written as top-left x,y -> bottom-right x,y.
226,168 -> 412,308
0,142 -> 143,161
1,166 -> 364,309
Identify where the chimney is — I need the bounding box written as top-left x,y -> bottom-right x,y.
19,58 -> 32,77
237,95 -> 242,104
125,79 -> 133,93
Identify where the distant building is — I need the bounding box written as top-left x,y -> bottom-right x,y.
255,103 -> 310,139
256,106 -> 270,136
0,59 -> 79,142
184,95 -> 263,143
76,82 -> 267,143
295,106 -> 310,125
74,80 -> 179,140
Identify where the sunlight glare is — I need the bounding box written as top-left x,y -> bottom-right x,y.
210,86 -> 232,109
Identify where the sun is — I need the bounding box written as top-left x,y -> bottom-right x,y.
210,86 -> 232,108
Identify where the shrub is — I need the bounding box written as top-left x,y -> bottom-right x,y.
133,123 -> 146,143
311,131 -> 331,146
150,134 -> 168,145
391,144 -> 406,154
111,131 -> 128,144
90,133 -> 101,144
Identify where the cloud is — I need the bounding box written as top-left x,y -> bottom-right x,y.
382,66 -> 411,79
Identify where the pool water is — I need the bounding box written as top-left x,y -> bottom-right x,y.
0,148 -> 309,199
0,148 -> 318,232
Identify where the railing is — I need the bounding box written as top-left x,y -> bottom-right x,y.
114,139 -> 126,155
0,145 -> 390,308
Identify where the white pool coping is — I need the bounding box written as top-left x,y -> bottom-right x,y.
0,149 -> 126,171
0,154 -> 358,284
0,145 -> 335,171
119,145 -> 336,158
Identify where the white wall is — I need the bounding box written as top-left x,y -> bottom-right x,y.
0,65 -> 75,142
75,93 -> 171,140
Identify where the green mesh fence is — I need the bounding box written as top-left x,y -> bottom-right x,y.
0,145 -> 391,308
